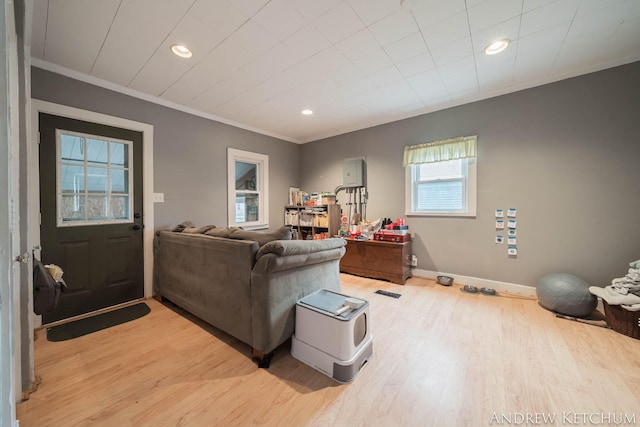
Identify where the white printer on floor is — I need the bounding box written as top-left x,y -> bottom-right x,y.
291,289 -> 373,383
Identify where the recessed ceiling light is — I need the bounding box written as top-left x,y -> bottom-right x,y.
484,39 -> 510,55
171,44 -> 192,58
301,109 -> 313,115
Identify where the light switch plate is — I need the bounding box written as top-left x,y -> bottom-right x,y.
153,193 -> 164,203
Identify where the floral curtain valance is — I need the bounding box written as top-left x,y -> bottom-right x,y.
403,135 -> 477,166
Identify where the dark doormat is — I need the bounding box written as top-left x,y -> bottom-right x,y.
47,302 -> 151,342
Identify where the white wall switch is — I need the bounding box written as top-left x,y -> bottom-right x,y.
153,193 -> 165,203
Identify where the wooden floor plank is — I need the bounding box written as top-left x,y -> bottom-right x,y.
17,274 -> 640,426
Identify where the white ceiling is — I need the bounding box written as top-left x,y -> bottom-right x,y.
30,0 -> 640,143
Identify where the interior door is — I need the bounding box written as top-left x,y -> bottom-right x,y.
39,113 -> 144,324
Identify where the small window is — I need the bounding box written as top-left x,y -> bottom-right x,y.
227,148 -> 269,230
57,130 -> 133,226
404,137 -> 477,217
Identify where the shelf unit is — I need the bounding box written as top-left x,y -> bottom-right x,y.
284,204 -> 341,240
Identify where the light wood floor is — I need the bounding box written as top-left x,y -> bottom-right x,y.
17,274 -> 640,426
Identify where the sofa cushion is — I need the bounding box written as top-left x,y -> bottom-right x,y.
229,226 -> 292,246
205,227 -> 242,238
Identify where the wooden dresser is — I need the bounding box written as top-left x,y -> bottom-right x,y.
340,238 -> 412,284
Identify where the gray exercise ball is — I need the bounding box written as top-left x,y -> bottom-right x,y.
536,273 -> 597,317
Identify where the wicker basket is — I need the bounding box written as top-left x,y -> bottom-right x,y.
603,301 -> 640,339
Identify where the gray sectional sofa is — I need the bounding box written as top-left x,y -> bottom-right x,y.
153,227 -> 346,366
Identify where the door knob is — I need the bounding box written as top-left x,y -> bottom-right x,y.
132,224 -> 142,231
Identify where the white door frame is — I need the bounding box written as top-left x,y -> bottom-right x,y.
30,100 -> 155,328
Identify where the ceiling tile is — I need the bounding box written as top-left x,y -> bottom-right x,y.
513,49 -> 556,83
347,0 -> 401,25
252,0 -> 308,40
576,0 -> 628,16
396,52 -> 436,77
411,0 -> 467,28
229,0 -> 270,16
283,25 -> 331,60
227,20 -> 279,55
516,22 -> 570,56
43,0 -> 121,73
520,0 -> 579,37
367,65 -> 404,87
430,36 -> 474,67
160,39 -> 255,103
335,28 -> 382,61
287,47 -> 351,80
477,59 -> 516,91
168,0 -> 198,12
442,72 -> 479,97
436,55 -> 476,78
369,9 -> 419,46
91,0 -> 186,86
406,68 -> 443,91
412,81 -> 450,105
313,2 -> 365,44
288,0 -> 342,21
384,32 -> 428,63
419,11 -> 470,49
189,0 -> 249,36
352,48 -> 394,75
467,0 -> 524,33
523,0 -> 557,13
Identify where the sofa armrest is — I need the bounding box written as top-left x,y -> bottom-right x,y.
253,238 -> 346,274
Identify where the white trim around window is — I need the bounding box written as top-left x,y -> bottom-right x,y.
227,148 -> 269,230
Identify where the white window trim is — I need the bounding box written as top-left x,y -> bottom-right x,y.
227,148 -> 269,230
405,158 -> 477,218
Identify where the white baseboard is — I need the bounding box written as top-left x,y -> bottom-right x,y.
413,268 -> 537,297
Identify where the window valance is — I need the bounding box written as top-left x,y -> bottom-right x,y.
403,135 -> 477,166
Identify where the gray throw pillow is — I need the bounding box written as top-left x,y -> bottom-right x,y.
229,226 -> 292,246
205,227 -> 242,238
182,225 -> 215,234
172,221 -> 195,232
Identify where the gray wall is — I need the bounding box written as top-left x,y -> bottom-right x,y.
300,61 -> 640,288
31,67 -> 300,231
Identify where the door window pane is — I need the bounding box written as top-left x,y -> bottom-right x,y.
86,138 -> 109,166
109,196 -> 130,220
60,165 -> 85,192
60,134 -> 85,164
60,194 -> 85,223
110,142 -> 128,167
86,196 -> 109,221
110,169 -> 128,193
86,167 -> 109,194
57,130 -> 133,226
